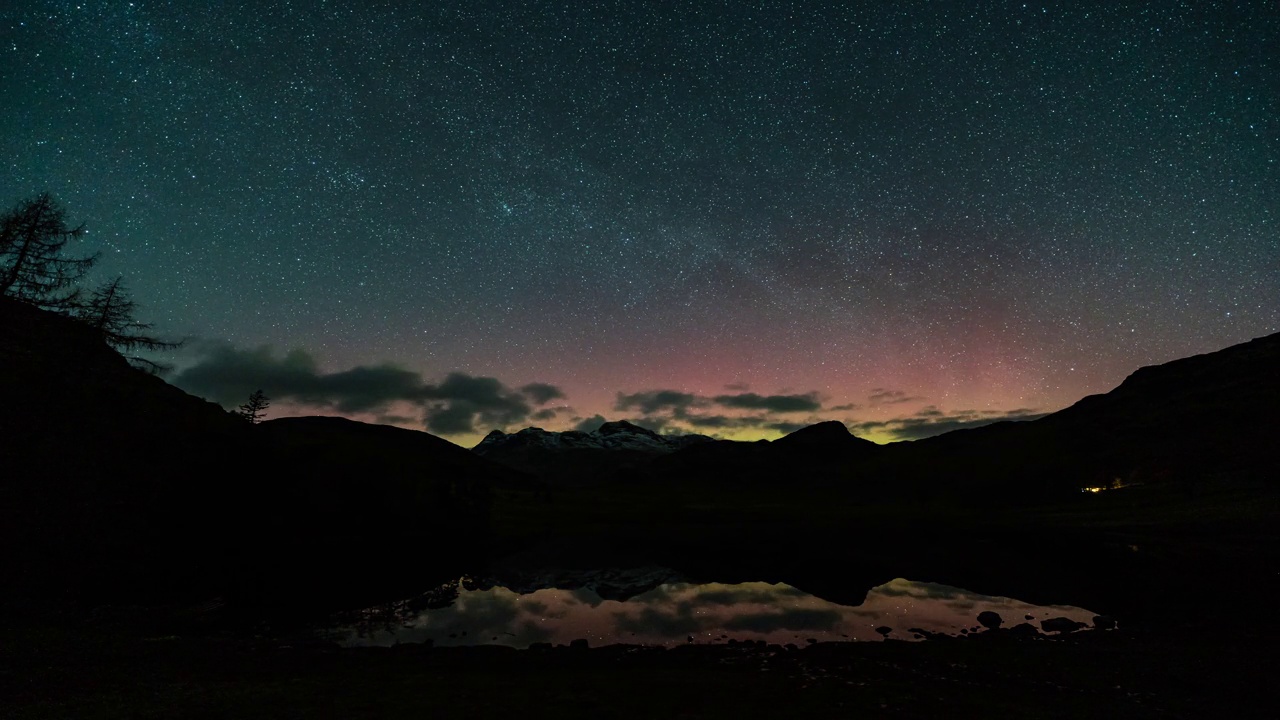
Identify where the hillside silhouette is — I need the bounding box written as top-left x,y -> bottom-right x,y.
0,296 -> 512,613
871,331 -> 1280,502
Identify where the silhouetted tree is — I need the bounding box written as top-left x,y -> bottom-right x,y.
78,276 -> 181,373
237,389 -> 270,423
0,193 -> 96,311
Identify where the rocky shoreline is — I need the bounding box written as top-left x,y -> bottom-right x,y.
3,618 -> 1266,719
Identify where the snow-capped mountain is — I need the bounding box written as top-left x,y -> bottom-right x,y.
474,420 -> 712,456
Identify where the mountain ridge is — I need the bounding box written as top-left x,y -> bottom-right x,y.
475,419 -> 713,455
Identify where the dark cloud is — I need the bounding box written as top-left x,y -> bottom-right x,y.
607,387 -> 832,436
723,382 -> 751,391
615,389 -> 705,414
828,403 -> 861,412
712,392 -> 822,413
865,386 -> 926,404
519,382 -> 566,405
849,408 -> 1047,441
530,408 -> 559,421
419,400 -> 480,435
172,343 -> 422,413
765,421 -> 811,434
420,373 -> 537,435
661,414 -> 821,434
681,414 -> 737,428
868,388 -> 924,405
571,414 -> 608,432
172,342 -> 561,435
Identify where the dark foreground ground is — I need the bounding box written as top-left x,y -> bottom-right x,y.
4,482 -> 1278,719
1,621 -> 1272,719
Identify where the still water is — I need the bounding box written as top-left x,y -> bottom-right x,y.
337,575 -> 1100,648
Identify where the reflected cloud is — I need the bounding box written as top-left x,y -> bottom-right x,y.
520,599 -> 549,614
338,577 -> 1100,649
690,587 -> 795,606
613,607 -> 703,638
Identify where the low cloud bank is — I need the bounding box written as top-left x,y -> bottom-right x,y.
171,342 -> 564,435
172,343 -> 1041,441
850,406 -> 1047,440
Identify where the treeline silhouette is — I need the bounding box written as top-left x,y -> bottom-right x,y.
1,193 -> 177,371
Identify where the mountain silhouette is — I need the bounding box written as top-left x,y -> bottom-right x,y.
474,419 -> 712,482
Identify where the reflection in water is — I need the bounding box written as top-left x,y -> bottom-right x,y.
338,577 -> 1100,648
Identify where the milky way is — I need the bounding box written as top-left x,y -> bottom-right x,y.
4,1 -> 1276,443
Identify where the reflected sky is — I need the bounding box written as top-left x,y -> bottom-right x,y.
338,577 -> 1099,648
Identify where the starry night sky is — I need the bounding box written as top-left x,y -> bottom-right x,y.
4,1 -> 1277,444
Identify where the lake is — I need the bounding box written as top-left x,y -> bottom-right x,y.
335,569 -> 1102,648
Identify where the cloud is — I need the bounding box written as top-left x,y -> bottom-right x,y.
764,421 -> 811,434
606,387 -> 833,436
519,382 -> 566,405
712,392 -> 821,413
613,607 -> 703,638
528,405 -> 574,422
868,388 -> 924,405
723,382 -> 751,391
172,344 -> 423,413
571,414 -> 609,432
519,599 -> 549,615
828,403 -> 861,412
419,372 -> 535,434
849,407 -> 1046,441
171,342 -> 562,435
681,414 -> 736,428
614,390 -> 705,414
